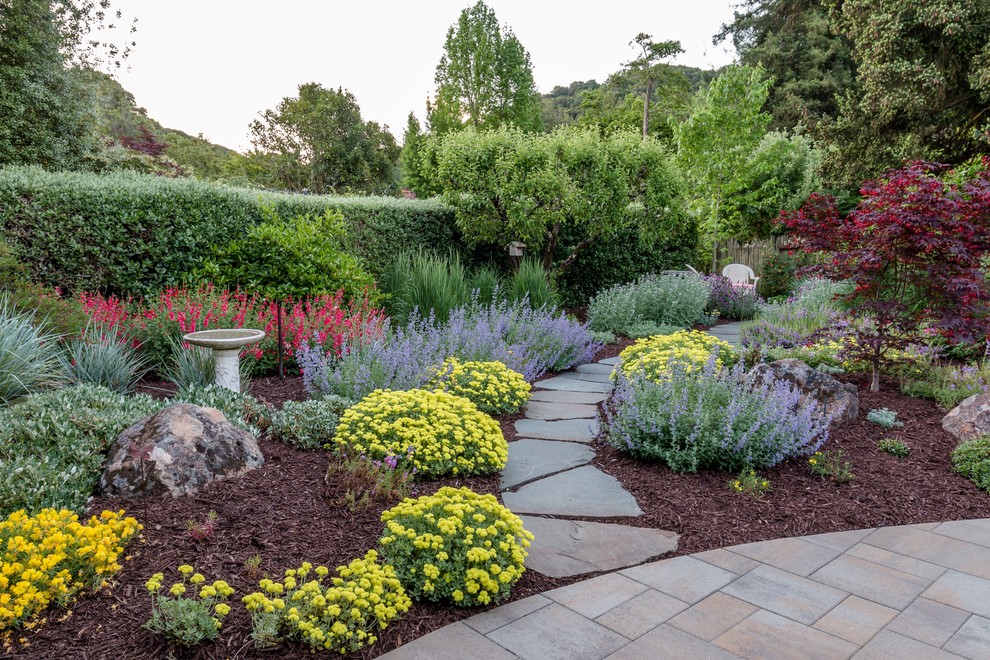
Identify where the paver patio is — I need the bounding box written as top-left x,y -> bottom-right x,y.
381,519 -> 990,659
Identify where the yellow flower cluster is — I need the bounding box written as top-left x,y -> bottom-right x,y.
428,358 -> 532,415
729,469 -> 771,496
618,330 -> 737,383
0,508 -> 141,631
334,389 -> 508,479
379,487 -> 533,607
242,551 -> 410,653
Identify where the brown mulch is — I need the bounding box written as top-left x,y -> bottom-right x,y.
10,356 -> 990,658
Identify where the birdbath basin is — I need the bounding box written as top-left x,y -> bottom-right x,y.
182,329 -> 265,393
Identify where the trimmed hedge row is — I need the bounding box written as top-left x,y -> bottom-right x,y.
0,166 -> 697,303
0,167 -> 459,296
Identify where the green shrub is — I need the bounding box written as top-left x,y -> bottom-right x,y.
428,358 -> 532,415
144,567 -> 236,647
466,265 -> 502,306
334,389 -> 507,479
379,487 -> 533,606
952,437 -> 990,492
171,384 -> 266,435
878,438 -> 910,457
758,252 -> 800,299
194,205 -> 375,302
0,385 -> 162,516
590,330 -> 616,345
60,323 -> 149,393
588,273 -> 709,335
623,322 -> 684,339
0,167 -> 460,296
899,360 -> 990,409
0,295 -> 64,404
270,397 -> 353,449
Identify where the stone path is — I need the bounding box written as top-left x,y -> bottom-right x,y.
707,321 -> 743,347
382,519 -> 990,659
498,355 -> 677,580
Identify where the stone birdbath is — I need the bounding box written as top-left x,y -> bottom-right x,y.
182,329 -> 265,393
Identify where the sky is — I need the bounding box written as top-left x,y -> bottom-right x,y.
107,1 -> 739,152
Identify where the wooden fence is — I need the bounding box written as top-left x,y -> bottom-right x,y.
714,236 -> 789,275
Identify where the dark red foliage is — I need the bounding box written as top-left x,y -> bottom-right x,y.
779,160 -> 990,389
120,126 -> 169,157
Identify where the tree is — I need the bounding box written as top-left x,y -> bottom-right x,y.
674,64 -> 773,271
780,161 -> 990,391
624,34 -> 684,138
821,0 -> 990,187
399,112 -> 431,197
540,80 -> 600,130
0,0 -> 91,169
249,83 -> 399,194
715,0 -> 856,131
429,1 -> 543,134
430,127 -> 687,275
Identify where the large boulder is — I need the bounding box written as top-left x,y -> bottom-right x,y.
942,393 -> 990,443
100,403 -> 263,498
746,359 -> 859,426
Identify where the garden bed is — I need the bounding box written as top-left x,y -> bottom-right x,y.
9,359 -> 990,659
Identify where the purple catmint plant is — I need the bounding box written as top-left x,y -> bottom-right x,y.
704,275 -> 761,321
300,298 -> 600,400
597,350 -> 831,472
739,320 -> 805,352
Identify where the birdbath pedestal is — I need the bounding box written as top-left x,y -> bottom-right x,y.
182,329 -> 266,393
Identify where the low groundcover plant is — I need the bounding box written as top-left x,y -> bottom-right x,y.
617,330 -> 737,383
379,487 -> 533,607
333,389 -> 507,479
427,358 -> 532,415
144,565 -> 235,647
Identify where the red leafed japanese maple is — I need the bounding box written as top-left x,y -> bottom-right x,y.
779,160 -> 990,391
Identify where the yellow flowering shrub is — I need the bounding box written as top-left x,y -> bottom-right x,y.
242,551 -> 410,653
334,389 -> 508,479
618,330 -> 737,383
379,487 -> 533,607
144,565 -> 235,646
0,508 -> 141,631
428,358 -> 532,415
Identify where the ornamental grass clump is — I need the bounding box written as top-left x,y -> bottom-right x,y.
617,330 -> 737,383
60,322 -> 149,393
0,509 -> 141,631
334,389 -> 507,478
428,358 -> 531,415
0,295 -> 63,405
242,552 -> 410,653
600,356 -> 830,472
144,565 -> 235,647
379,487 -> 533,607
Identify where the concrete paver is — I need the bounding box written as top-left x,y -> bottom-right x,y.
731,536 -> 841,577
594,589 -> 688,639
944,615 -> 990,659
667,592 -> 759,642
812,595 -> 899,646
714,609 -> 858,659
852,629 -> 961,659
546,573 -> 648,619
606,624 -> 742,660
486,603 -> 628,660
722,564 -> 847,625
886,597 -> 970,647
922,570 -> 990,618
621,556 -> 736,605
810,553 -> 934,609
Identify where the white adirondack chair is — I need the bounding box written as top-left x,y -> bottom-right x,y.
722,263 -> 759,289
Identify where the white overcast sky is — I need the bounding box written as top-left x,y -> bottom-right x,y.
108,1 -> 739,152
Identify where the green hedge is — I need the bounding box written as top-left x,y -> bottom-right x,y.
0,166 -> 695,303
0,167 -> 460,296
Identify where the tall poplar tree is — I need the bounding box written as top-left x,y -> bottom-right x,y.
428,1 -> 543,133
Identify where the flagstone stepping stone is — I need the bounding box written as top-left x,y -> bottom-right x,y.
598,357 -> 621,366
535,376 -> 611,393
519,516 -> 679,578
554,371 -> 613,384
514,418 -> 598,442
529,390 -> 607,404
575,363 -> 615,376
501,440 -> 595,489
525,401 -> 599,420
502,465 -> 642,517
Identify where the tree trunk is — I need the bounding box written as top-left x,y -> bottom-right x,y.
543,221 -> 562,272
642,77 -> 654,139
554,235 -> 598,276
871,360 -> 880,392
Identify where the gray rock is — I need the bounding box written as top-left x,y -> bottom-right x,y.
942,393 -> 990,443
515,418 -> 599,442
502,465 -> 642,517
519,516 -> 679,578
525,400 -> 599,420
100,403 -> 263,498
502,439 -> 595,489
746,359 -> 859,426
